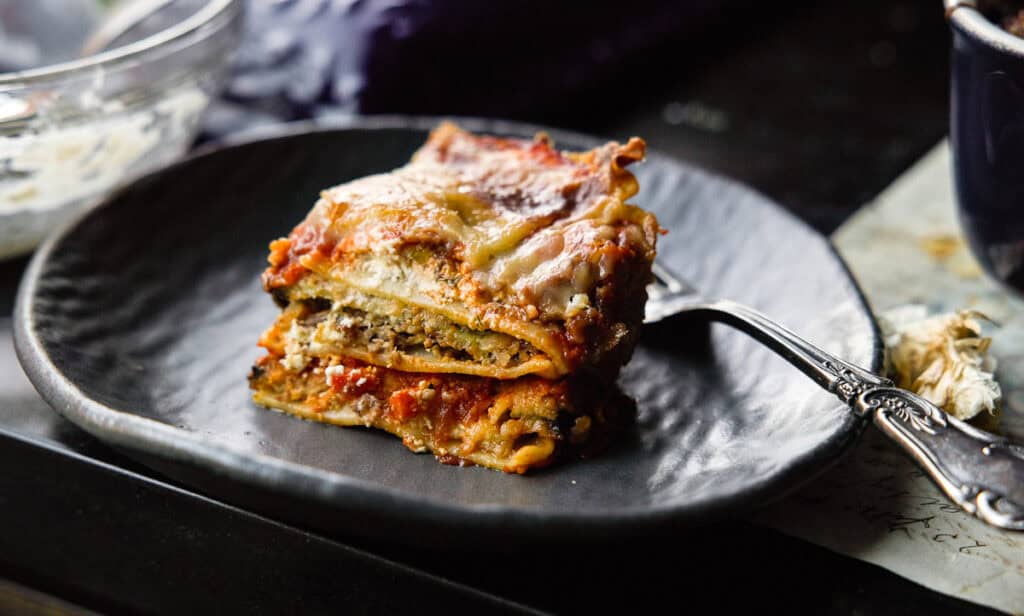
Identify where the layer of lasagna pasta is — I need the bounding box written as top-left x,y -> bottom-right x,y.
250,301 -> 631,473
250,122 -> 658,472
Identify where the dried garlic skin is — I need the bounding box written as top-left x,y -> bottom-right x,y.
878,305 -> 1001,422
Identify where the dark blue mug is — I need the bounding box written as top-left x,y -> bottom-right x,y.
948,1 -> 1024,290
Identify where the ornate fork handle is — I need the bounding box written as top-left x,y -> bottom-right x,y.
691,299 -> 1024,530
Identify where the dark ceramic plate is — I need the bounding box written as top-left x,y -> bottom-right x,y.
14,117 -> 882,546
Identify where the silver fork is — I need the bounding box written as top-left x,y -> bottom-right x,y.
644,261 -> 1024,531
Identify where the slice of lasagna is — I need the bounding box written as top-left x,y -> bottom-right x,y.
250,122 -> 658,472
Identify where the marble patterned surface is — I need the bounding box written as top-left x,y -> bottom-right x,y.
756,141 -> 1024,614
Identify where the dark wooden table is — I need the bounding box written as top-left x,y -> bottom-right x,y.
0,0 -> 1007,613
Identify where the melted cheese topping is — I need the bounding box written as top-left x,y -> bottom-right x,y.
302,122 -> 656,315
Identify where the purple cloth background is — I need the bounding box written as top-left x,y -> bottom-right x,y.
207,0 -> 731,136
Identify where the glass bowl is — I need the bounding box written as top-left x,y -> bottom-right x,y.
0,0 -> 243,259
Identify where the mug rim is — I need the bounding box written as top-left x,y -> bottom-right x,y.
946,1 -> 1024,57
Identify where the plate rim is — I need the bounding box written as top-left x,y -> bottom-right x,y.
13,115 -> 884,539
